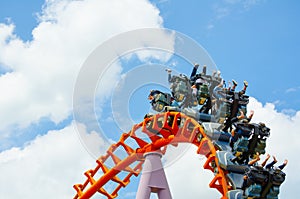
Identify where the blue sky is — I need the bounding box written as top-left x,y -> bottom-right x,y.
0,0 -> 43,41
0,0 -> 300,199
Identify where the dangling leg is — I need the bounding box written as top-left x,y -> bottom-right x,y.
231,79 -> 238,91
278,159 -> 288,170
261,154 -> 270,167
202,65 -> 207,75
243,80 -> 248,93
166,69 -> 172,82
265,156 -> 277,169
190,63 -> 199,79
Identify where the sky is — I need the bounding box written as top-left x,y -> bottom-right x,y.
0,0 -> 300,199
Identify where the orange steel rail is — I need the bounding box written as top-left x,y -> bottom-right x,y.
73,112 -> 232,199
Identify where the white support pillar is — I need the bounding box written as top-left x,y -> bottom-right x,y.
136,151 -> 172,199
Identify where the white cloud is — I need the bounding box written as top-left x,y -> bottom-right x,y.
215,6 -> 231,20
0,0 -> 167,134
0,122 -> 108,199
164,145 -> 220,198
224,0 -> 241,4
207,0 -> 265,30
242,0 -> 264,10
223,0 -> 264,8
286,87 -> 298,93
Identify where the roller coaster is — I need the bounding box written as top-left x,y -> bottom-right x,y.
73,65 -> 286,199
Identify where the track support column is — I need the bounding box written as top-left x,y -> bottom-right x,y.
136,151 -> 172,199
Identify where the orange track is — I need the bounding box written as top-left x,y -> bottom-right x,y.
73,112 -> 232,199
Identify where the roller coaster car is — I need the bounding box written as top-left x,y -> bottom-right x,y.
242,124 -> 270,156
201,122 -> 221,134
164,106 -> 181,112
181,108 -> 215,123
238,95 -> 249,105
213,90 -> 234,106
227,190 -> 243,199
243,167 -> 267,195
254,139 -> 267,155
233,137 -> 249,153
270,169 -> 286,186
232,139 -> 267,164
216,151 -> 250,190
217,100 -> 232,119
258,124 -> 270,138
230,123 -> 252,146
232,122 -> 270,157
201,123 -> 231,143
181,108 -> 198,120
263,169 -> 285,199
245,184 -> 262,198
266,186 -> 280,199
172,75 -> 190,102
191,95 -> 199,107
217,151 -> 250,174
259,169 -> 285,199
197,84 -> 209,105
236,123 -> 253,136
249,123 -> 270,138
151,92 -> 172,112
216,151 -> 284,199
243,166 -> 286,199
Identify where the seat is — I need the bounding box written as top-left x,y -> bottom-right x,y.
218,101 -> 232,118
152,93 -> 171,112
245,184 -> 262,198
266,186 -> 279,199
270,169 -> 286,186
227,190 -> 243,199
173,76 -> 189,102
198,84 -> 209,105
199,113 -> 215,122
254,139 -> 266,154
201,122 -> 222,137
233,137 -> 249,153
216,151 -> 249,173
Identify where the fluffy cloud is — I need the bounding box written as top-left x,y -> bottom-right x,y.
0,0 -> 164,133
0,123 -> 108,199
207,0 -> 265,29
164,144 -> 220,198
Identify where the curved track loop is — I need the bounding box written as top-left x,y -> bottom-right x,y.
73,112 -> 232,199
